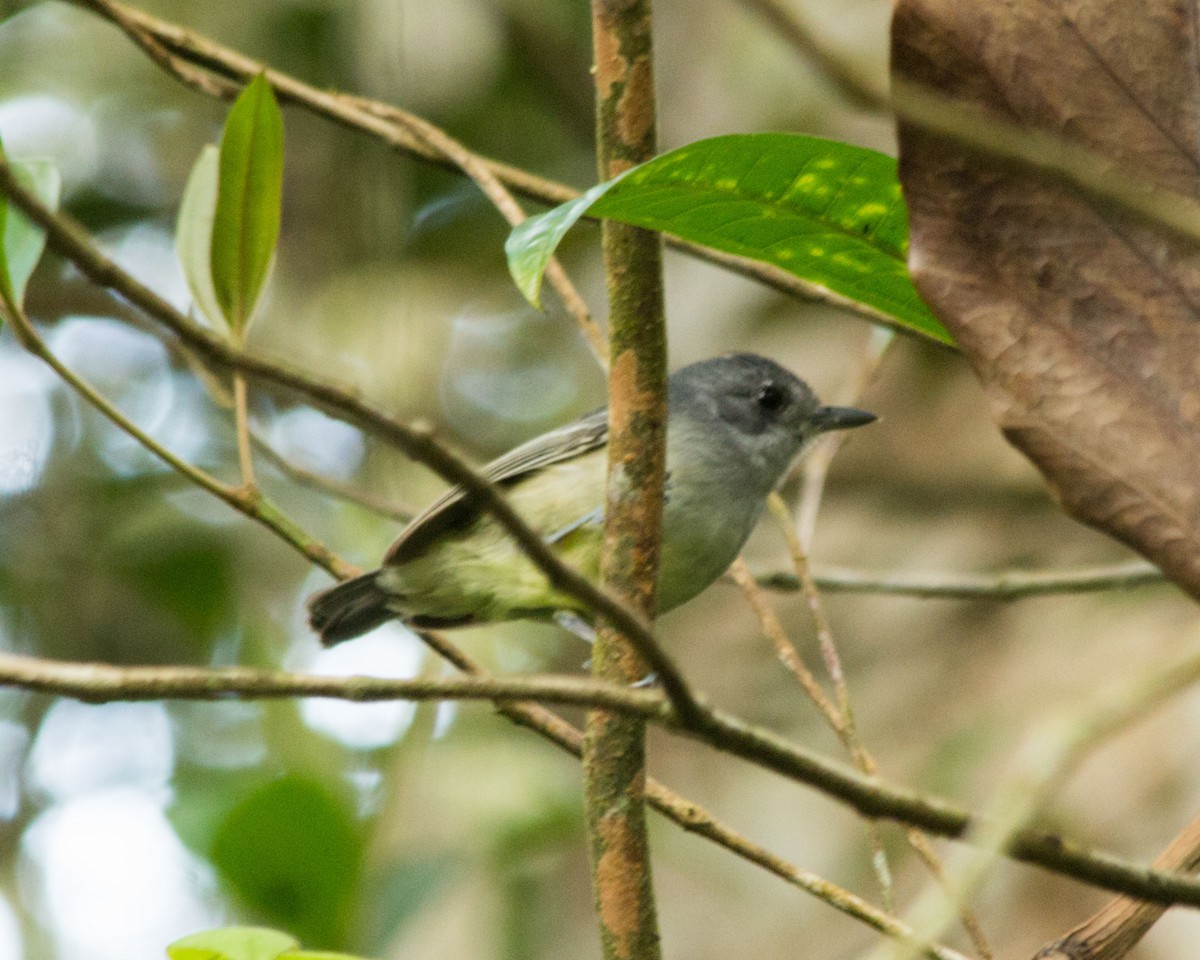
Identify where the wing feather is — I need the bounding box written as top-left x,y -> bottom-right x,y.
384,408 -> 608,564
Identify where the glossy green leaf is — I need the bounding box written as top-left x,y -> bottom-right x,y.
211,72 -> 283,336
0,148 -> 62,315
279,952 -> 374,960
177,145 -> 229,335
210,775 -> 363,948
167,927 -> 298,960
505,133 -> 952,345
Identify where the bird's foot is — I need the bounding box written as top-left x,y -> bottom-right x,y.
553,610 -> 596,645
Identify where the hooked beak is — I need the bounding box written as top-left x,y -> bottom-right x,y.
812,405 -> 877,433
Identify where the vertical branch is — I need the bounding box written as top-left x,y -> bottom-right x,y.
583,1 -> 667,959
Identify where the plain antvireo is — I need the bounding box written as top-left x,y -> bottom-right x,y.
308,352 -> 875,644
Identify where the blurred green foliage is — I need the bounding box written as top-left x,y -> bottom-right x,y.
3,2 -> 1192,960
209,776 -> 362,948
108,528 -> 236,654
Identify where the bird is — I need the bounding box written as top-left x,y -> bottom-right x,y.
308,352 -> 875,645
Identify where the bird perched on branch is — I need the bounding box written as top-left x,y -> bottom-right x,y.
308,352 -> 874,645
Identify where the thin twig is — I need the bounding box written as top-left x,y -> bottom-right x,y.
769,495 -> 856,733
904,833 -> 993,960
734,0 -> 891,112
731,552 -> 902,914
765,327 -> 907,920
72,0 -> 235,99
766,494 -> 902,916
233,370 -> 256,489
251,432 -> 415,523
346,97 -> 607,365
0,652 -> 665,713
796,326 -> 892,549
648,781 -> 972,960
729,556 -> 843,731
754,560 -> 1166,600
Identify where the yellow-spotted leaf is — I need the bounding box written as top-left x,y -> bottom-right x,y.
211,73 -> 283,337
506,133 -> 950,345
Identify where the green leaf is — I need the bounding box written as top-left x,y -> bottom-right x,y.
211,72 -> 283,336
209,775 -> 363,949
177,144 -> 229,335
168,950 -> 226,960
167,927 -> 298,960
279,952 -> 374,960
505,133 -> 952,345
0,147 -> 62,315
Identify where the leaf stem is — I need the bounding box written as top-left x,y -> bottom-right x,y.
233,368 -> 256,489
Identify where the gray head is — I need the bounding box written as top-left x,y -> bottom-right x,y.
668,353 -> 875,492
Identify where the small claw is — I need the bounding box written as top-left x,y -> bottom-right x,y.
553,610 -> 597,645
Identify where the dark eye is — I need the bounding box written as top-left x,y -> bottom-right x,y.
756,381 -> 788,414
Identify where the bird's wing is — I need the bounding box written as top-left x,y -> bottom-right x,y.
384,408 -> 609,564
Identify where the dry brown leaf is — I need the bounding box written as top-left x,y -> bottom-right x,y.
892,0 -> 1200,599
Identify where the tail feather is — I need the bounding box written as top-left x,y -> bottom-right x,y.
307,571 -> 394,646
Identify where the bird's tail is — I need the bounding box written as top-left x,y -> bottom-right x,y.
307,571 -> 394,646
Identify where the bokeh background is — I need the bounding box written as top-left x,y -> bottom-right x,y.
1,0 -> 1199,958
